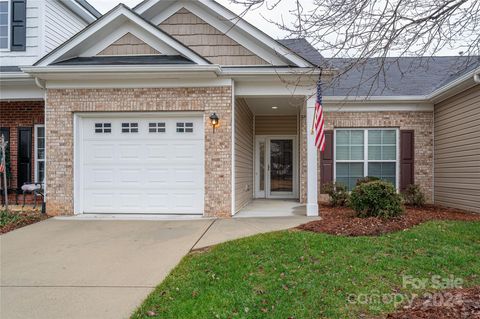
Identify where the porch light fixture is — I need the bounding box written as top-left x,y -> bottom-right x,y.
209,113 -> 219,132
272,106 -> 278,110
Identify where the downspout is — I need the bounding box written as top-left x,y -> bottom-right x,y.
34,77 -> 46,89
34,76 -> 47,214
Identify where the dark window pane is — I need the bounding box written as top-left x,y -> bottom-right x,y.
270,139 -> 293,193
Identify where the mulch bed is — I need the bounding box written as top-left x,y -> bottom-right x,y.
385,286 -> 480,318
298,204 -> 480,236
0,210 -> 49,234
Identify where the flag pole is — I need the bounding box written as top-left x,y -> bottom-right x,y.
311,68 -> 323,135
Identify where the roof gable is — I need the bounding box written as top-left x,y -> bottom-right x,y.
34,4 -> 210,66
159,8 -> 268,65
135,0 -> 313,67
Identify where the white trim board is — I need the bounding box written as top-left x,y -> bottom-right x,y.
323,103 -> 434,112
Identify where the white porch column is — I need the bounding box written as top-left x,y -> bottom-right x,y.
306,96 -> 319,216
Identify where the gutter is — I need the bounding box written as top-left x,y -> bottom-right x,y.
22,65 -> 222,75
474,73 -> 480,83
21,65 -> 331,81
427,67 -> 480,102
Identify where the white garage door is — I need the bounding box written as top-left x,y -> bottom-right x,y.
78,114 -> 204,214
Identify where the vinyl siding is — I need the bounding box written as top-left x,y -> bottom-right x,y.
159,8 -> 268,65
235,98 -> 254,211
44,0 -> 87,52
97,33 -> 161,56
434,85 -> 480,213
255,115 -> 298,135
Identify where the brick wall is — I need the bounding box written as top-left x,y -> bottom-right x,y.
300,111 -> 434,204
0,101 -> 45,199
46,87 -> 232,217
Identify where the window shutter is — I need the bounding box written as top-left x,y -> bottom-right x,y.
400,130 -> 414,192
320,130 -> 334,192
10,0 -> 27,51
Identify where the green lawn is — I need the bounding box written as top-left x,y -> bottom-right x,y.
132,221 -> 480,319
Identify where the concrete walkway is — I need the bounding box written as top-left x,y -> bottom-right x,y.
0,215 -> 317,319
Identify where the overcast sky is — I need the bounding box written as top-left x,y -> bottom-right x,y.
88,0 -> 460,57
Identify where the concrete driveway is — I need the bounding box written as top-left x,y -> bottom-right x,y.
0,216 -> 316,319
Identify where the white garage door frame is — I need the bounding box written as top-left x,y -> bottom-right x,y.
73,112 -> 205,215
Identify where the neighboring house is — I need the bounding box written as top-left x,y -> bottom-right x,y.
0,0 -> 100,201
0,0 -> 479,216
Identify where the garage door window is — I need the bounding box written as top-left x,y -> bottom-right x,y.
95,123 -> 111,133
149,122 -> 166,133
177,122 -> 193,133
122,123 -> 138,133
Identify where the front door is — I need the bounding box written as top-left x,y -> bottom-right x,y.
255,136 -> 298,198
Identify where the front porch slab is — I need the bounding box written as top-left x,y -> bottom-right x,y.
235,199 -> 307,218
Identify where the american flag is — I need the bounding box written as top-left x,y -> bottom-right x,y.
314,76 -> 326,151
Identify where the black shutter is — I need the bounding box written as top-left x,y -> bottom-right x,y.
400,130 -> 415,192
320,130 -> 334,193
10,0 -> 27,51
17,127 -> 32,189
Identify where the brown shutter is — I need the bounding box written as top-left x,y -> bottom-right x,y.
320,130 -> 334,192
400,130 -> 414,192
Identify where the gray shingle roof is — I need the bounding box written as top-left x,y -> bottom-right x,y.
277,38 -> 325,66
324,56 -> 480,96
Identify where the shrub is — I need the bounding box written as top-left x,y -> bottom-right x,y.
402,184 -> 426,207
349,180 -> 404,218
323,182 -> 349,207
356,176 -> 380,187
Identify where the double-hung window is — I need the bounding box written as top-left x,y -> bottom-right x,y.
34,125 -> 45,183
0,0 -> 9,50
335,129 -> 398,190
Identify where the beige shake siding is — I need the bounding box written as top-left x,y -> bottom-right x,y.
159,8 -> 268,65
97,33 -> 161,56
235,98 -> 254,211
434,85 -> 480,213
254,115 -> 298,135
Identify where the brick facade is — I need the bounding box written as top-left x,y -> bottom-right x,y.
300,111 -> 434,204
46,87 -> 232,217
0,100 -> 45,203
